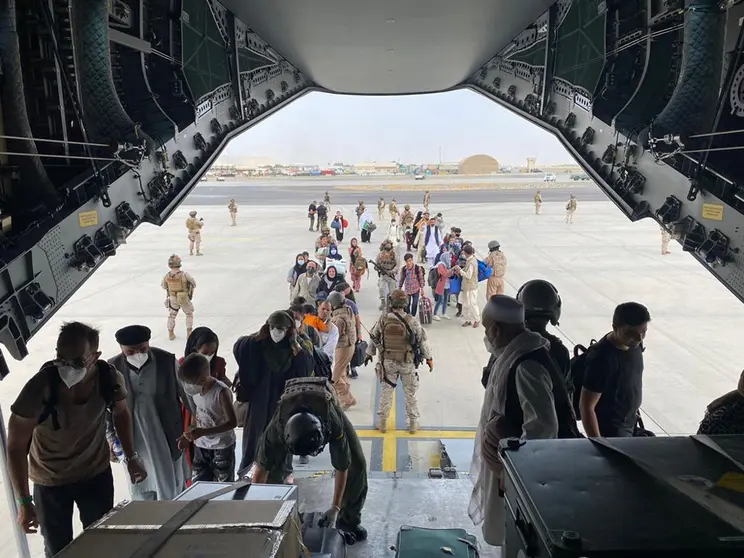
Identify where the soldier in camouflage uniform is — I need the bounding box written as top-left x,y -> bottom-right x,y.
534,191 -> 542,215
389,198 -> 399,218
186,210 -> 204,255
228,199 -> 238,226
377,197 -> 386,220
660,225 -> 671,255
565,194 -> 577,224
162,254 -> 196,340
485,240 -> 508,298
365,289 -> 433,434
423,190 -> 431,212
374,239 -> 399,311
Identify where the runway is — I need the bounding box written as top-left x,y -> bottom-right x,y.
188,174 -> 604,205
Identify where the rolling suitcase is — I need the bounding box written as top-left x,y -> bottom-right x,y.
418,296 -> 433,325
394,525 -> 479,558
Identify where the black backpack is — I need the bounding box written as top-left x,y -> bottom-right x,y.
38,362 -> 118,430
567,340 -> 598,419
427,265 -> 440,288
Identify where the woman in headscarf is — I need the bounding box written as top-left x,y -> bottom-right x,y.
331,210 -> 346,243
326,244 -> 343,266
432,245 -> 455,321
348,238 -> 365,292
233,310 -> 314,474
316,264 -> 343,303
286,253 -> 307,298
359,210 -> 375,243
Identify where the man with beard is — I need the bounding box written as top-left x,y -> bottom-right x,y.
469,295 -> 578,548
233,311 -> 314,472
109,325 -> 188,501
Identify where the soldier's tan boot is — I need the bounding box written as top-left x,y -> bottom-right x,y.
376,418 -> 387,433
186,328 -> 193,338
408,420 -> 419,434
196,251 -> 203,256
168,330 -> 176,341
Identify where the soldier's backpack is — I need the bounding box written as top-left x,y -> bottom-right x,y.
568,339 -> 598,419
427,265 -> 440,288
380,314 -> 412,362
279,377 -> 335,425
418,296 -> 433,325
394,526 -> 478,558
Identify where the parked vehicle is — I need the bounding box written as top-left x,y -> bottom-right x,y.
571,174 -> 590,181
543,173 -> 557,182
414,173 -> 425,180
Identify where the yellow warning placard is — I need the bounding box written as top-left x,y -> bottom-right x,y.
701,203 -> 724,221
78,210 -> 99,228
717,472 -> 744,493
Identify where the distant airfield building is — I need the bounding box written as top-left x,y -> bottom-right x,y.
458,154 -> 501,175
354,162 -> 400,175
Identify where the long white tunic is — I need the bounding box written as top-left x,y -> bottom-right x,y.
126,358 -> 188,500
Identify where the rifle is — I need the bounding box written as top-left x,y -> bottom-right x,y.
369,259 -> 397,280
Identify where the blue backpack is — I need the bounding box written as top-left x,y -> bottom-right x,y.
477,260 -> 492,282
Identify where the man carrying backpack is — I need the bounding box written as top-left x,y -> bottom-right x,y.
578,302 -> 650,438
7,322 -> 145,557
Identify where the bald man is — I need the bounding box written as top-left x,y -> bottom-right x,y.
469,295 -> 578,548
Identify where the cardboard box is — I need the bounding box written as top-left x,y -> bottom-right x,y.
175,481 -> 298,502
57,499 -> 300,558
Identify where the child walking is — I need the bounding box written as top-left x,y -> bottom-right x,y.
178,353 -> 238,482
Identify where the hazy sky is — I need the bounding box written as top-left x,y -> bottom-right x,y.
218,89 -> 574,166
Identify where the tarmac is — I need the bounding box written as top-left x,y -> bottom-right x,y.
2,182 -> 744,556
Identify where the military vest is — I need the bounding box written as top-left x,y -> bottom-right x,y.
186,217 -> 201,232
165,272 -> 188,295
377,251 -> 396,272
380,313 -> 413,362
279,377 -> 334,426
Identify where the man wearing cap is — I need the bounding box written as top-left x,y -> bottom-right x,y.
233,310 -> 314,472
469,295 -> 579,547
485,240 -> 507,298
185,210 -> 204,256
109,325 -> 190,501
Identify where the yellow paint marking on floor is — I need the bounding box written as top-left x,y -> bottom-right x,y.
356,429 -> 477,440
381,391 -> 397,472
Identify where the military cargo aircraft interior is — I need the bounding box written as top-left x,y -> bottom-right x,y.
2,0 -> 744,556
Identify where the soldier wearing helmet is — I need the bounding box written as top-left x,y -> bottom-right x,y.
400,205 -> 414,229
485,240 -> 508,298
253,377 -> 368,542
227,199 -> 238,226
365,289 -> 433,434
374,239 -> 399,311
516,279 -> 570,379
185,210 -> 204,256
389,198 -> 399,218
355,201 -> 366,229
423,190 -> 431,212
162,254 -> 197,340
328,292 -> 357,409
377,197 -> 386,220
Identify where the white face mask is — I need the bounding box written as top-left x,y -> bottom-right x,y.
58,365 -> 88,389
295,320 -> 302,329
484,336 -> 498,355
202,353 -> 214,363
182,382 -> 202,396
270,328 -> 286,343
126,352 -> 149,369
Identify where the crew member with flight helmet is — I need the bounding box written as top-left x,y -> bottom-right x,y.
253,377 -> 368,542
